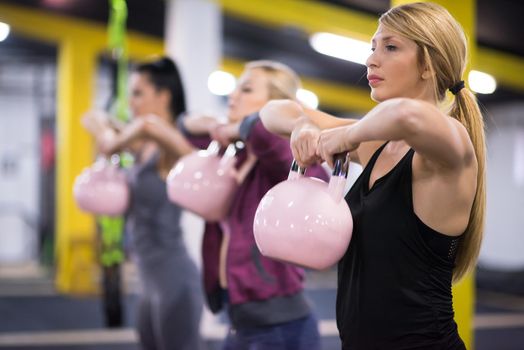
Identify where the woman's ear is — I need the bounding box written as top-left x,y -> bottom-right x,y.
419,47 -> 434,81
158,89 -> 171,109
421,62 -> 434,80
421,68 -> 433,80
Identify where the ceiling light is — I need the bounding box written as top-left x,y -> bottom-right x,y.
296,89 -> 319,109
468,70 -> 496,94
43,0 -> 70,7
310,32 -> 371,65
0,22 -> 10,42
208,71 -> 236,96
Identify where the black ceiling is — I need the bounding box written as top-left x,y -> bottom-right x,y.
3,0 -> 522,56
0,0 -> 164,39
1,0 -> 523,110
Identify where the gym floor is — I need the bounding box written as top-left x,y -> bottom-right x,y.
0,265 -> 523,350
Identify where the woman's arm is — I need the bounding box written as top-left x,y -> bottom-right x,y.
82,111 -> 194,157
139,115 -> 194,157
180,114 -> 221,136
259,99 -> 383,167
317,98 -> 475,170
81,110 -> 120,155
259,99 -> 357,137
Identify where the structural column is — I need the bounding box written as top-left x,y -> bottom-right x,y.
55,39 -> 98,294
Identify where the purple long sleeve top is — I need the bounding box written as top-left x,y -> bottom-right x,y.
183,114 -> 329,327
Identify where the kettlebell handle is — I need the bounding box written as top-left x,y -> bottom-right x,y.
206,140 -> 238,169
331,153 -> 349,177
328,153 -> 349,203
206,140 -> 221,155
288,160 -> 306,180
288,153 -> 348,177
288,153 -> 349,202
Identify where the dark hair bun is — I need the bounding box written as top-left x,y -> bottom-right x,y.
145,56 -> 176,74
134,56 -> 186,120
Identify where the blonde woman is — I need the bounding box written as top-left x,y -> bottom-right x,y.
261,3 -> 486,349
180,60 -> 326,350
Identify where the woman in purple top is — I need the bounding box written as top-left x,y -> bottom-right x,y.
181,60 -> 327,350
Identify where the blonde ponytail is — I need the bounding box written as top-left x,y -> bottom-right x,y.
380,2 -> 487,282
449,88 -> 486,282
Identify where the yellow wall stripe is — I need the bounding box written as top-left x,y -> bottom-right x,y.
218,0 -> 377,42
477,47 -> 524,92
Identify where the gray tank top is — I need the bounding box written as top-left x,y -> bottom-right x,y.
126,152 -> 187,263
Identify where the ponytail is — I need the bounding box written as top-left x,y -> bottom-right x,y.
449,88 -> 486,283
380,2 -> 488,282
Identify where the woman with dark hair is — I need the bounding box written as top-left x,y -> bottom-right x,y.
82,56 -> 205,350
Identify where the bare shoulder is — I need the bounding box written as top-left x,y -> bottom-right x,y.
449,117 -> 477,166
415,115 -> 477,174
410,115 -> 479,234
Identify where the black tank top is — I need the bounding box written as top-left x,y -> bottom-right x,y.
337,143 -> 465,350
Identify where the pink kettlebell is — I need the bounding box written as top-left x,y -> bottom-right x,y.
254,156 -> 353,270
166,141 -> 238,221
73,157 -> 130,216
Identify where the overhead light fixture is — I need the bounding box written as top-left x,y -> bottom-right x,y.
468,70 -> 496,94
43,0 -> 70,7
208,70 -> 236,96
310,32 -> 371,65
296,89 -> 319,109
0,22 -> 10,42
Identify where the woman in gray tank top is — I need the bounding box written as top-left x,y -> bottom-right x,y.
82,57 -> 205,350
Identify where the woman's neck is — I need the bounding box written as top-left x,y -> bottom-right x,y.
156,109 -> 174,124
386,140 -> 410,154
137,141 -> 159,164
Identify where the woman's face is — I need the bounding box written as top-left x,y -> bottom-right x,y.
366,24 -> 432,102
227,68 -> 271,123
129,72 -> 167,118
